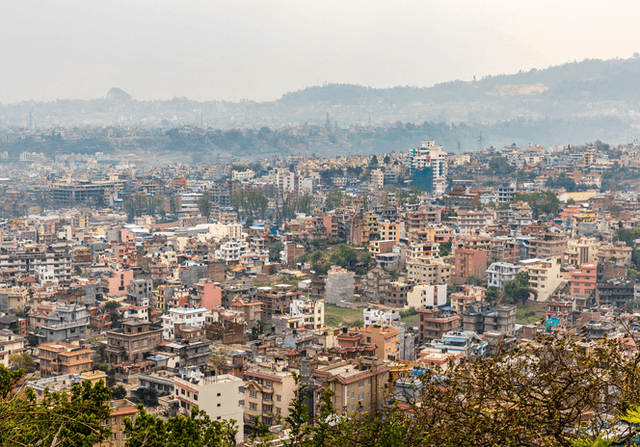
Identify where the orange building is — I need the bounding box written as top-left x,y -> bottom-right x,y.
38,342 -> 94,376
570,261 -> 598,298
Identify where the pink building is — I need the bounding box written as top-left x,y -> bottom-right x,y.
195,282 -> 222,311
102,270 -> 134,296
570,261 -> 597,298
454,248 -> 487,280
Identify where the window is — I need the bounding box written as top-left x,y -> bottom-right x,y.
276,395 -> 281,402
358,393 -> 364,401
358,380 -> 364,388
351,391 -> 355,399
250,390 -> 257,398
181,389 -> 185,395
217,392 -> 221,396
249,403 -> 257,410
194,394 -> 198,401
265,380 -> 273,387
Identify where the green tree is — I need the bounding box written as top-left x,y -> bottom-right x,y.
8,352 -> 35,373
466,275 -> 482,286
198,191 -> 212,218
486,286 -> 500,303
133,387 -> 159,407
269,242 -> 284,263
326,189 -> 343,211
124,405 -> 237,447
503,270 -> 532,304
111,385 -> 127,400
329,244 -> 359,269
1,365 -> 113,447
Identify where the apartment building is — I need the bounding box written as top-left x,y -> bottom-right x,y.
520,258 -> 564,302
97,399 -> 138,447
173,371 -> 244,444
354,325 -> 401,360
255,284 -> 301,322
385,282 -> 412,308
453,248 -> 487,281
105,319 -> 163,364
486,262 -> 522,291
570,261 -> 598,298
0,329 -> 26,367
243,360 -> 298,429
38,342 -> 93,376
417,307 -> 462,342
407,283 -> 447,309
564,237 -> 600,268
406,256 -> 452,284
162,306 -> 207,340
311,358 -> 391,415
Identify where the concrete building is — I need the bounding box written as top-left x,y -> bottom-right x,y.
0,329 -> 26,367
363,308 -> 401,327
325,266 -> 355,307
564,237 -> 600,268
570,261 -> 598,298
105,319 -> 163,364
410,141 -> 447,196
486,262 -> 522,291
162,306 -> 207,340
311,358 -> 391,415
406,256 -> 452,284
406,283 -> 447,309
173,370 -> 245,444
97,399 -> 138,447
520,258 -> 564,302
243,359 -> 298,429
37,304 -> 89,345
417,307 -> 461,343
38,342 -> 94,376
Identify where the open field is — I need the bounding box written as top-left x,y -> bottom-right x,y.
324,303 -> 365,327
516,300 -> 546,324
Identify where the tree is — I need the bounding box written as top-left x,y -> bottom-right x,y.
123,405 -> 237,447
486,286 -> 500,302
197,191 -> 212,218
8,352 -> 35,373
326,189 -> 343,210
111,385 -> 127,400
504,270 -> 532,304
329,244 -> 358,269
297,193 -> 313,215
269,242 -> 284,263
466,275 -> 482,286
133,387 -> 159,407
0,365 -> 113,446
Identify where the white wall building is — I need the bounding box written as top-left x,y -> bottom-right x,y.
162,306 -> 207,339
216,240 -> 249,263
406,283 -> 447,309
173,369 -> 245,444
410,141 -> 447,196
363,308 -> 401,327
486,262 -> 522,291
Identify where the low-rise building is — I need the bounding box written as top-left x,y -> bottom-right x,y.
38,342 -> 94,376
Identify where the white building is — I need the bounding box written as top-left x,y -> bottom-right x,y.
370,169 -> 384,188
324,266 -> 355,307
207,222 -> 243,241
0,329 -> 26,368
216,240 -> 249,263
410,141 -> 447,196
486,262 -> 522,291
162,307 -> 207,339
290,299 -> 324,330
363,308 -> 401,327
180,192 -> 202,214
173,369 -> 245,444
520,258 -> 563,302
406,283 -> 447,309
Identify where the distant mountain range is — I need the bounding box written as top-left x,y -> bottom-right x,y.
3,56 -> 640,152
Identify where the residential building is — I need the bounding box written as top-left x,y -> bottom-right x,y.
105,319 -> 163,364
0,329 -> 26,367
520,258 -> 564,302
38,342 -> 94,376
486,262 -> 522,291
243,360 -> 298,429
173,371 -> 245,444
570,261 -> 598,298
97,399 -> 138,447
406,256 -> 452,284
325,266 -> 355,307
406,283 -> 447,309
410,141 -> 447,195
385,282 -> 412,308
417,307 -> 461,343
162,306 -> 207,340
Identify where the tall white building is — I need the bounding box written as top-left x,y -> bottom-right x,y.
410,141 -> 447,195
173,369 -> 245,444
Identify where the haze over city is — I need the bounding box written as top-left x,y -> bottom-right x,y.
2,0 -> 640,103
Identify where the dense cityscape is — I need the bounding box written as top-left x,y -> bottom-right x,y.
3,131 -> 640,445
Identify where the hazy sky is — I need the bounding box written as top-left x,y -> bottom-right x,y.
1,0 -> 639,104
